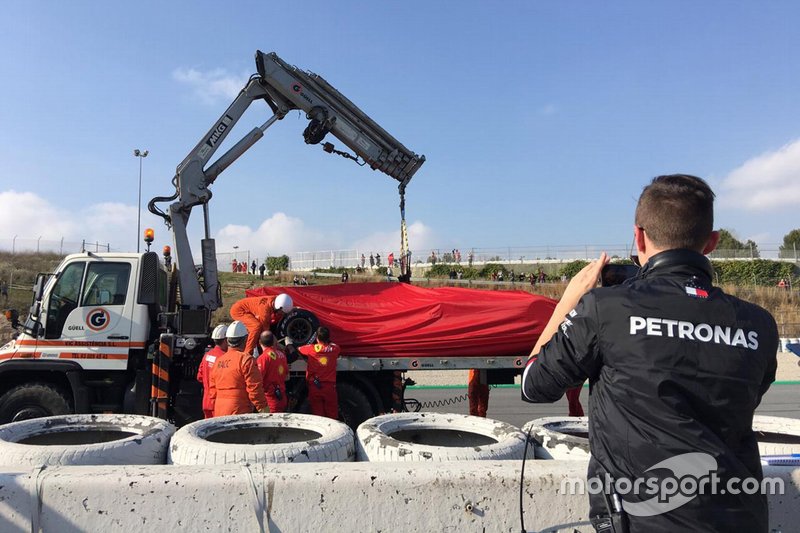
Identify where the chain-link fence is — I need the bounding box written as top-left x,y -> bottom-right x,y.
285,245 -> 799,270
1,236 -> 118,254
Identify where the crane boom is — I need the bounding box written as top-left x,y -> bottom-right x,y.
149,50 -> 425,333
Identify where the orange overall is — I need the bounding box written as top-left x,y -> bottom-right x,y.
468,369 -> 490,417
230,296 -> 277,356
209,348 -> 268,416
299,342 -> 340,420
257,347 -> 289,413
196,345 -> 225,418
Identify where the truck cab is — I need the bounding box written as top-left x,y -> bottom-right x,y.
0,252 -> 173,423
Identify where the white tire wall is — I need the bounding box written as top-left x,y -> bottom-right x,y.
356,412 -> 527,461
168,413 -> 355,465
524,415 -> 800,460
0,414 -> 176,466
754,415 -> 800,456
522,417 -> 590,461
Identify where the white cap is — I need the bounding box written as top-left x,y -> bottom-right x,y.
211,324 -> 227,340
226,320 -> 249,340
274,293 -> 294,313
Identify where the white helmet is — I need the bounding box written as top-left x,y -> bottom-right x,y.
211,324 -> 228,340
226,320 -> 249,340
274,293 -> 294,313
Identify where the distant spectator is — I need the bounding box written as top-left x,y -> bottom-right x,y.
0,280 -> 7,305
455,249 -> 462,263
778,278 -> 788,289
457,270 -> 463,280
449,269 -> 457,280
537,268 -> 546,284
509,269 -> 515,282
341,270 -> 349,283
430,250 -> 437,265
232,259 -> 238,273
498,271 -> 504,282
468,250 -> 474,267
361,254 -> 366,268
388,252 -> 394,267
293,275 -> 300,285
369,253 -> 375,268
491,271 -> 498,282
375,253 -> 381,267
259,263 -> 266,280
529,273 -> 536,286
300,276 -> 309,286
251,260 -> 257,276
386,266 -> 393,281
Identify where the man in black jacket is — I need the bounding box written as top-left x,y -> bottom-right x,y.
522,174 -> 778,532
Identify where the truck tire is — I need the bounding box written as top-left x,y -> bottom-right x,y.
0,383 -> 71,424
754,415 -> 800,456
356,412 -> 526,461
522,417 -> 590,460
168,413 -> 355,465
277,309 -> 319,345
0,414 -> 176,466
338,381 -> 376,431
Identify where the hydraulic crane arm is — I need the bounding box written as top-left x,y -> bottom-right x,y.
149,51 -> 425,325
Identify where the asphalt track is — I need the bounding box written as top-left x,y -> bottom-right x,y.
405,382 -> 800,429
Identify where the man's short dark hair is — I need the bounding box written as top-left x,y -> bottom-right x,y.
259,331 -> 274,347
316,326 -> 330,343
635,174 -> 715,251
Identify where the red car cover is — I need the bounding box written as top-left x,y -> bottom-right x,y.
246,283 -> 556,359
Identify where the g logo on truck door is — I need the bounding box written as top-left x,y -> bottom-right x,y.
86,308 -> 110,331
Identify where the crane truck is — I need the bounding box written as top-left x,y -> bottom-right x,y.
0,51 -> 523,428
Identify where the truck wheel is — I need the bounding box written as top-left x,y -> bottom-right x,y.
0,383 -> 71,424
168,413 -> 355,465
356,412 -> 527,461
522,417 -> 590,460
277,309 -> 319,345
337,381 -> 376,431
0,414 -> 176,466
754,415 -> 800,456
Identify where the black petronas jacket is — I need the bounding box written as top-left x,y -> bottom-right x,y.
522,250 -> 778,532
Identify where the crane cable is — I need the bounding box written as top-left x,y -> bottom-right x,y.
399,184 -> 411,282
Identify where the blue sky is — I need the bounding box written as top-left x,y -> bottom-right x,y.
2,1 -> 799,258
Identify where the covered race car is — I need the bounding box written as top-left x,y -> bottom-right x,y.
247,282 -> 556,359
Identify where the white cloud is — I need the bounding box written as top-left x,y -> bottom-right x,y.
0,189 -> 437,262
719,139 -> 800,211
172,67 -> 249,104
349,221 -> 435,256
214,212 -> 329,256
0,191 -> 138,252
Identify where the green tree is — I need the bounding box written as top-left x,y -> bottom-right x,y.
265,255 -> 290,273
780,229 -> 800,258
715,229 -> 757,258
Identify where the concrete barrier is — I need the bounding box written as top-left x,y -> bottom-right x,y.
0,461 -> 797,532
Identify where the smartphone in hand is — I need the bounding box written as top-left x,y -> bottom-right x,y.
600,264 -> 640,287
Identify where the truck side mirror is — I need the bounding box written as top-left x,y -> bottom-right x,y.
32,273 -> 46,301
